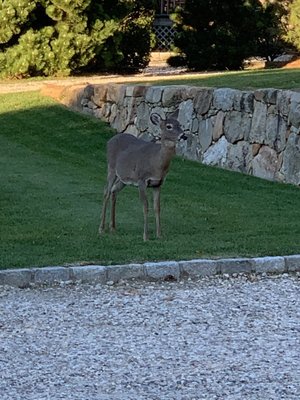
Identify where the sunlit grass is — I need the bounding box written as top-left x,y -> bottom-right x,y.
148,68 -> 300,90
0,67 -> 299,91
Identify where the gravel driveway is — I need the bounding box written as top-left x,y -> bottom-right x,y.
1,273 -> 300,400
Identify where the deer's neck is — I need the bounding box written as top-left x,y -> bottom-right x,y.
159,141 -> 176,170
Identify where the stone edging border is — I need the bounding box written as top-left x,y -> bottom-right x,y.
0,255 -> 300,288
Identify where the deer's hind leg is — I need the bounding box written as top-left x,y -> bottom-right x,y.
110,179 -> 125,232
99,170 -> 117,235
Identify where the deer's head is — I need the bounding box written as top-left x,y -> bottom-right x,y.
150,112 -> 187,143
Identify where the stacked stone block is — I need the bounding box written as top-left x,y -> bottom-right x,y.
79,84 -> 300,185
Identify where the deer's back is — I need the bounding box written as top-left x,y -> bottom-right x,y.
106,134 -> 140,169
107,133 -> 164,185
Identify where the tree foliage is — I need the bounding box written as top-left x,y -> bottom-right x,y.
0,0 -> 155,77
170,0 -> 290,70
254,1 -> 290,61
286,0 -> 300,51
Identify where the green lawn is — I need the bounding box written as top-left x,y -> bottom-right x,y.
1,91 -> 300,269
149,68 -> 300,90
1,67 -> 299,91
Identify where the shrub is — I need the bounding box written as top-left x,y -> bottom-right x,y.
255,1 -> 290,61
170,0 -> 288,71
88,8 -> 155,74
116,10 -> 156,73
167,54 -> 187,68
286,0 -> 300,52
0,0 -> 155,77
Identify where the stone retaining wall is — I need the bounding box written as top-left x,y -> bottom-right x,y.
78,83 -> 300,185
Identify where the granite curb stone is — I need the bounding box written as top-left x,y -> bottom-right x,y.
0,255 -> 300,288
284,255 -> 300,272
106,263 -> 145,283
0,269 -> 33,288
70,265 -> 107,284
34,266 -> 70,285
217,258 -> 254,275
253,256 -> 286,274
144,261 -> 180,281
179,259 -> 218,277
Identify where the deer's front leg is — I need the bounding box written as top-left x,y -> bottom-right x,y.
139,182 -> 149,241
153,187 -> 161,238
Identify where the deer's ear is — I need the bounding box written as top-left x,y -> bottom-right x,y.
150,113 -> 161,126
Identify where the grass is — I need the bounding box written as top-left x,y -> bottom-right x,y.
1,67 -> 300,91
148,68 -> 300,90
1,91 -> 300,269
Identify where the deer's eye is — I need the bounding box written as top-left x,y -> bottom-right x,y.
166,124 -> 173,130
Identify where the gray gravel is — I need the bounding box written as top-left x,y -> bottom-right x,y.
1,273 -> 300,400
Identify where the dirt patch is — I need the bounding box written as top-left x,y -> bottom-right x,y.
283,58 -> 300,68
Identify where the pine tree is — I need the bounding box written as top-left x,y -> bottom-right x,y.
0,0 -> 154,77
0,0 -> 36,46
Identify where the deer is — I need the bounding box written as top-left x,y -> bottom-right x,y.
99,111 -> 187,241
